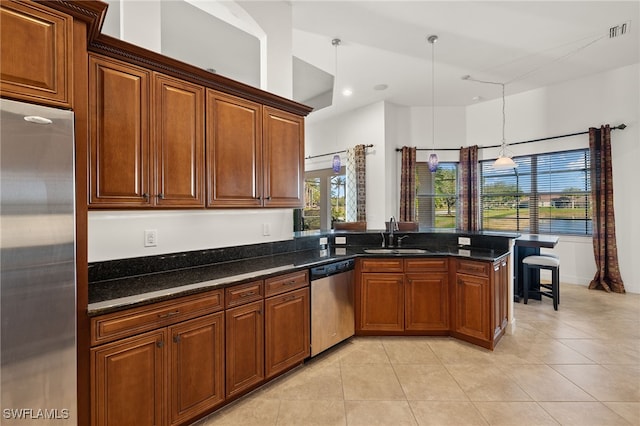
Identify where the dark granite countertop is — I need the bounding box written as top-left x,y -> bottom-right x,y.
88,244 -> 510,317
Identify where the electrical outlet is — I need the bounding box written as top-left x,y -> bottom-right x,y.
144,229 -> 158,247
319,237 -> 328,245
335,236 -> 347,245
458,236 -> 471,246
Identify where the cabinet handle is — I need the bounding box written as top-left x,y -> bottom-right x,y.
158,193 -> 165,199
494,266 -> 500,271
173,335 -> 181,344
256,196 -> 262,200
284,295 -> 296,302
241,291 -> 256,298
156,341 -> 164,348
158,310 -> 180,319
266,196 -> 272,200
285,280 -> 296,286
143,193 -> 150,201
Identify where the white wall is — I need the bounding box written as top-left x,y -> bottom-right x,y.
305,101 -> 389,229
467,63 -> 639,293
88,210 -> 293,262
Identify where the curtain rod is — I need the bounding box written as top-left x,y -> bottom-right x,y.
395,123 -> 627,152
305,144 -> 374,160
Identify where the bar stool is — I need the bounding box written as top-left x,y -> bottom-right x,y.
523,255 -> 560,310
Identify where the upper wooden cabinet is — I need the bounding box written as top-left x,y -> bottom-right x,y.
88,54 -> 205,208
206,90 -> 262,207
0,0 -> 72,107
206,92 -> 305,208
153,73 -> 205,207
89,54 -> 151,207
262,107 -> 305,208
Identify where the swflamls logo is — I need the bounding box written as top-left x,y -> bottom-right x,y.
2,408 -> 70,420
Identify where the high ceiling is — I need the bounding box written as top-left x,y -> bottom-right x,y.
290,1 -> 639,122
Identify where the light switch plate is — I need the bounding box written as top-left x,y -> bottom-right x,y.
335,236 -> 347,245
144,229 -> 158,247
319,237 -> 328,245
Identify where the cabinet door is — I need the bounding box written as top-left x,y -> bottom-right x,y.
454,273 -> 490,342
225,300 -> 264,398
91,330 -> 165,426
89,54 -> 151,206
358,273 -> 404,332
153,73 -> 205,207
206,90 -> 262,207
265,287 -> 310,378
405,272 -> 449,331
262,107 -> 304,208
0,1 -> 72,107
168,313 -> 224,426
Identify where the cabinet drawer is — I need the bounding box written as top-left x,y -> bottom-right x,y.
226,280 -> 264,308
91,289 -> 224,346
404,258 -> 448,272
359,258 -> 404,273
265,270 -> 309,297
456,259 -> 490,277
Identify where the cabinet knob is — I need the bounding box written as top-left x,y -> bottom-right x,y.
158,193 -> 165,199
266,196 -> 272,200
173,335 -> 181,344
143,193 -> 150,201
156,341 -> 164,348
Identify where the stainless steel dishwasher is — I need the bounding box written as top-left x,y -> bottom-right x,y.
309,259 -> 355,356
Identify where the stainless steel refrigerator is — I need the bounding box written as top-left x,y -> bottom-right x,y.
1,98 -> 76,424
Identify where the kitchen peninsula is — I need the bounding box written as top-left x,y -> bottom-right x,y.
88,229 -> 515,425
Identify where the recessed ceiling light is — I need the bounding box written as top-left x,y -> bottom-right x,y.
342,88 -> 353,96
374,84 -> 388,91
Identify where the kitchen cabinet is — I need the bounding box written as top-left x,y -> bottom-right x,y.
90,289 -> 224,426
356,258 -> 449,333
262,107 -> 305,208
405,258 -> 449,331
206,94 -> 305,208
225,299 -> 264,399
264,271 -> 310,378
89,54 -> 206,208
0,0 -> 72,107
452,256 -> 508,349
153,73 -> 205,207
206,90 -> 262,207
168,313 -> 224,426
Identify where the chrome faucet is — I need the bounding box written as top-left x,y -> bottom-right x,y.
388,216 -> 399,247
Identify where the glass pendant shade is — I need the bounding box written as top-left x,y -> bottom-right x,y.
332,154 -> 341,173
493,155 -> 517,169
428,153 -> 439,172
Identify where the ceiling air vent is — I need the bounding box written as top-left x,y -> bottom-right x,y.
609,21 -> 630,38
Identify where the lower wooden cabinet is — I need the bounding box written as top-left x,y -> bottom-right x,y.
225,300 -> 264,398
451,256 -> 509,350
91,330 -> 165,426
169,313 -> 225,426
265,287 -> 310,378
90,290 -> 225,426
356,258 -> 448,333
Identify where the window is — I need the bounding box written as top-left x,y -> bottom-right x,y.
302,168 -> 346,230
480,149 -> 591,235
416,162 -> 458,229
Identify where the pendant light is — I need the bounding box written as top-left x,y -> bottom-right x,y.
493,82 -> 518,169
427,35 -> 439,173
332,38 -> 342,171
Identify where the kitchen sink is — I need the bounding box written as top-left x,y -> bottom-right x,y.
364,248 -> 429,254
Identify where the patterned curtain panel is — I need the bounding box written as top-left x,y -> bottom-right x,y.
399,146 -> 417,221
589,125 -> 625,293
345,148 -> 357,222
354,144 -> 367,222
458,145 -> 479,231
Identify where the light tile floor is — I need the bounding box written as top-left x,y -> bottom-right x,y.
193,284 -> 640,426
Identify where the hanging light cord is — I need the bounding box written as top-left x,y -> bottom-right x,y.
431,37 -> 435,154
501,82 -> 506,156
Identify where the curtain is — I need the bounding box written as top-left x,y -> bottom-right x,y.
399,146 -> 416,221
346,145 -> 367,222
458,145 -> 479,231
345,147 -> 357,222
589,125 -> 625,293
354,144 -> 367,221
